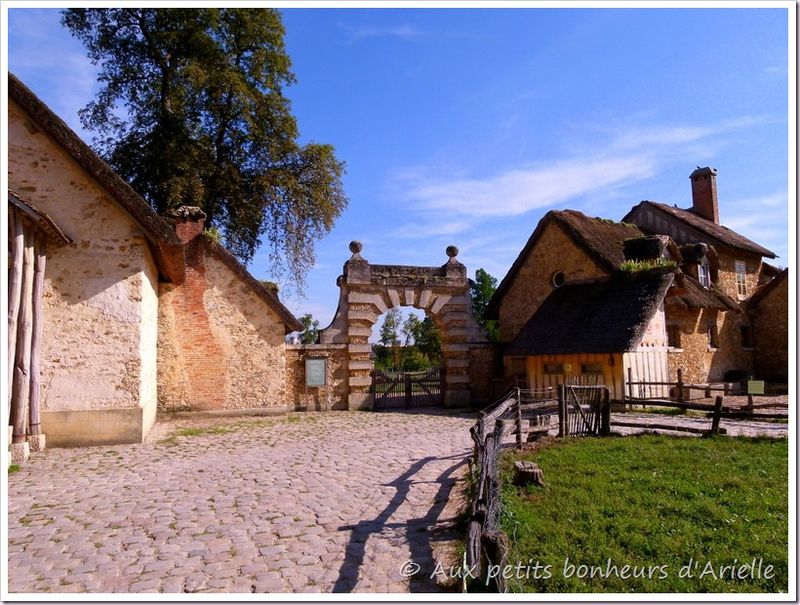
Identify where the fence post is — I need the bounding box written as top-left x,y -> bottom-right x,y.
515,387 -> 523,450
600,387 -> 611,436
710,395 -> 723,435
558,384 -> 567,438
627,367 -> 634,404
405,373 -> 412,409
676,368 -> 684,403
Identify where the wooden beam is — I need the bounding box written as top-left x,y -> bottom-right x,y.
11,225 -> 35,443
28,234 -> 47,436
8,211 -> 24,410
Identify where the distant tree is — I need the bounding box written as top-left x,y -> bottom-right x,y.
298,313 -> 319,344
469,268 -> 500,341
378,308 -> 402,368
62,8 -> 347,291
379,308 -> 402,348
415,316 -> 442,366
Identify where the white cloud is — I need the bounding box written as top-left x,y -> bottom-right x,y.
394,155 -> 657,218
389,117 -> 771,222
341,23 -> 421,43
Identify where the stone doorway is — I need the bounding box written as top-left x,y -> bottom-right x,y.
318,242 -> 493,410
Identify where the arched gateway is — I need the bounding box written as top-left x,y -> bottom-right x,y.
318,242 -> 492,410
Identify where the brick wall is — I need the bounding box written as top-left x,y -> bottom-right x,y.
158,236 -> 289,411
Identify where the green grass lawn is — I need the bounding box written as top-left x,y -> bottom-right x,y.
499,435 -> 788,593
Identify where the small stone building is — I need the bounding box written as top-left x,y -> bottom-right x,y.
7,73 -> 301,451
487,167 -> 787,396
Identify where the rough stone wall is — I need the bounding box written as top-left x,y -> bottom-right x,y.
8,99 -> 157,414
751,276 -> 788,382
285,345 -> 349,410
665,306 -> 753,384
714,248 -> 762,302
157,242 -> 288,411
467,344 -> 501,406
498,222 -> 609,342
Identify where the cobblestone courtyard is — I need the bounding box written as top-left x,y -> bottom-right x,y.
8,411 -> 474,594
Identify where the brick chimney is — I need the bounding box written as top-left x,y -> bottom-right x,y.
170,206 -> 207,243
689,166 -> 719,224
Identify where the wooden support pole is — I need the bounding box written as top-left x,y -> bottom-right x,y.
11,226 -> 35,443
600,387 -> 611,436
676,368 -> 684,403
558,384 -> 567,438
28,234 -> 47,437
8,212 -> 24,410
709,396 -> 723,435
515,387 -> 523,449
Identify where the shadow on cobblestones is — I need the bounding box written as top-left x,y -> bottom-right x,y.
333,453 -> 467,593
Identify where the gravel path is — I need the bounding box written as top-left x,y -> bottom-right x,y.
7,410 -> 474,594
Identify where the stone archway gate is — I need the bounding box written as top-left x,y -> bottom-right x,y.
317,242 -> 494,410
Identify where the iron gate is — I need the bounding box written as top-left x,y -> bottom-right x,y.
371,368 -> 443,410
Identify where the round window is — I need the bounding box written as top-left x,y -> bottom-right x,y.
551,271 -> 565,288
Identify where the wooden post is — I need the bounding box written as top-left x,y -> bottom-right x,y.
11,226 -> 35,444
558,384 -> 567,438
600,387 -> 611,436
515,387 -> 523,449
8,212 -> 24,408
709,395 -> 723,435
676,368 -> 684,403
28,235 -> 46,437
627,367 -> 634,401
746,393 -> 754,414
404,373 -> 412,409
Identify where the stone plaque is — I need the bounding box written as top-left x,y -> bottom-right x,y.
747,380 -> 765,395
305,358 -> 327,387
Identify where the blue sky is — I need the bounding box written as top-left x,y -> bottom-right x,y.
6,6 -> 793,333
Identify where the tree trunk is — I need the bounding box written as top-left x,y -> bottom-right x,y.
28,234 -> 47,436
8,212 -> 24,412
11,225 -> 35,443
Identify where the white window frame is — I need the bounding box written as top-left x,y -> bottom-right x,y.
735,260 -> 747,297
698,260 -> 711,287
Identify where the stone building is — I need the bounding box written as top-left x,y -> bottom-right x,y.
747,268 -> 789,384
7,73 -> 300,453
623,167 -> 779,384
487,167 -> 786,396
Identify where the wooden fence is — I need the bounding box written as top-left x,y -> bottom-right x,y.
464,386 -> 611,591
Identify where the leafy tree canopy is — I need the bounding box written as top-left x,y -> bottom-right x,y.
469,268 -> 500,341
62,8 -> 347,291
298,313 -> 320,344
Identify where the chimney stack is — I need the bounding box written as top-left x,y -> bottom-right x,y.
170,206 -> 207,243
689,166 -> 719,224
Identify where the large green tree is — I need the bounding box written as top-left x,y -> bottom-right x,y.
62,8 -> 347,289
469,268 -> 500,341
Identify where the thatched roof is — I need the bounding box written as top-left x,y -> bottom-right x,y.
9,73 -> 185,283
486,210 -> 644,319
625,201 -> 776,258
504,269 -> 674,356
8,191 -> 72,246
201,236 -> 302,333
665,272 -> 739,312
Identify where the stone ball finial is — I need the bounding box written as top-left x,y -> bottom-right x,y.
446,245 -> 459,259
349,240 -> 363,254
